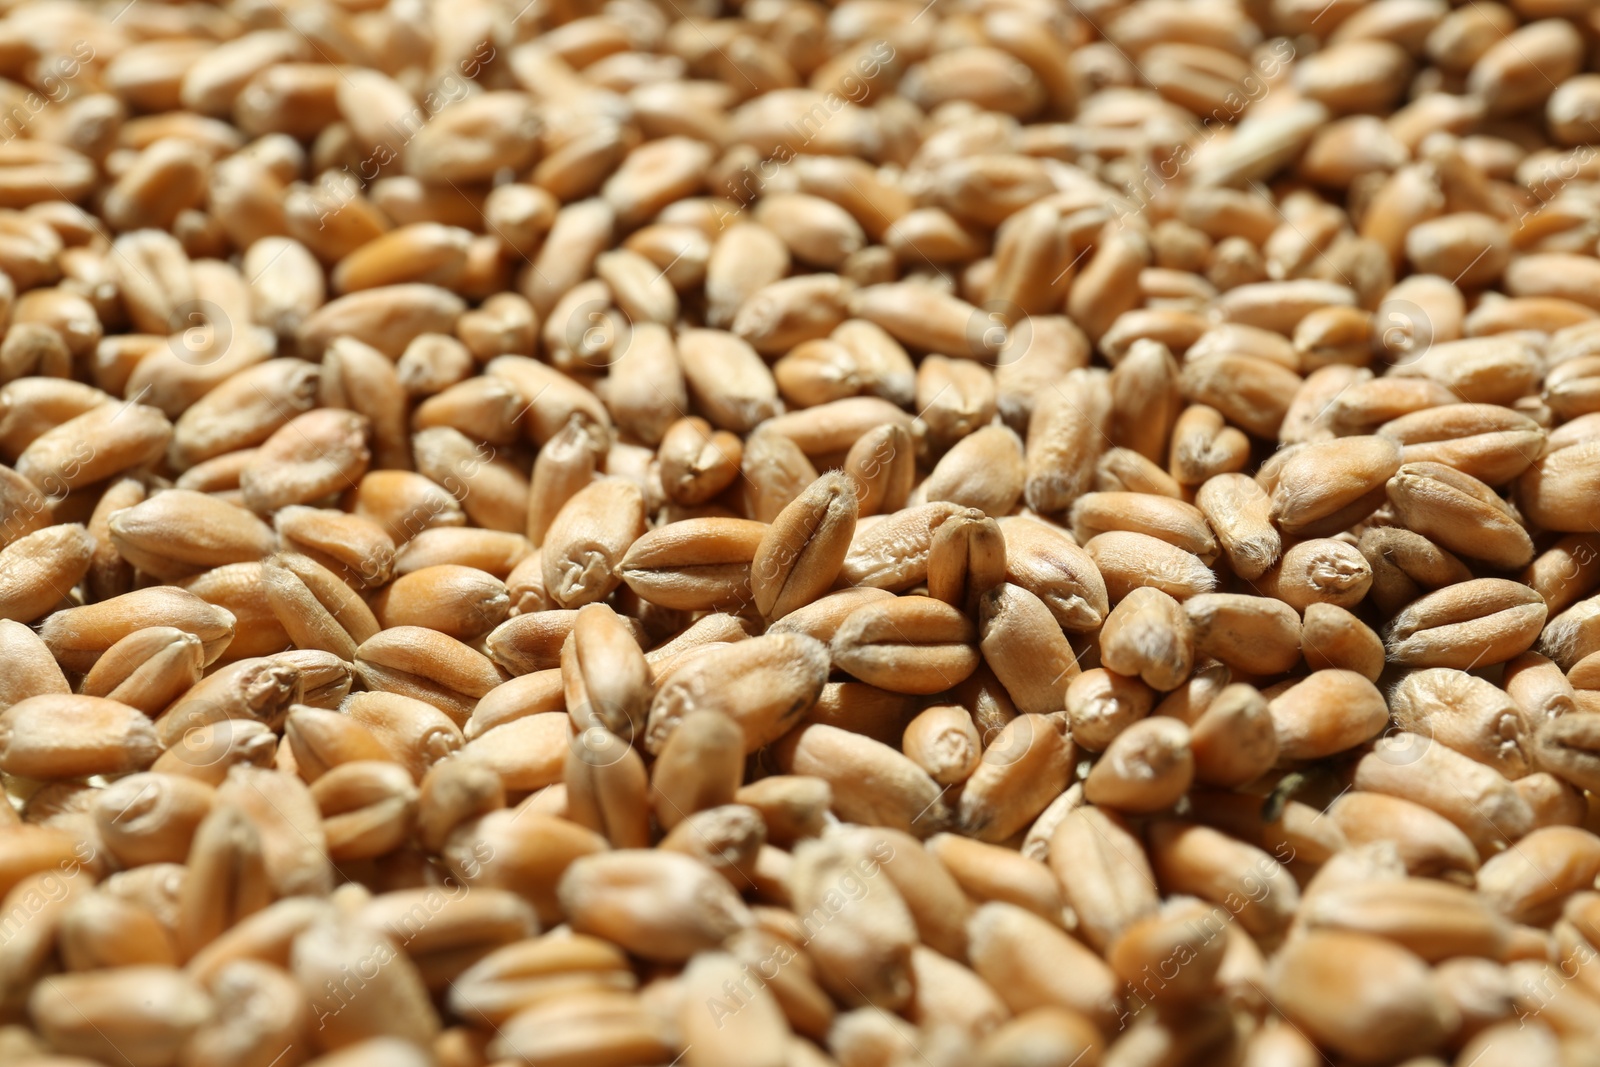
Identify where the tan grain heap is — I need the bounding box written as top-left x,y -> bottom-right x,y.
4,0 -> 1600,1065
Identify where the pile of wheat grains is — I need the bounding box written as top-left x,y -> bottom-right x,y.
6,0 -> 1600,1064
